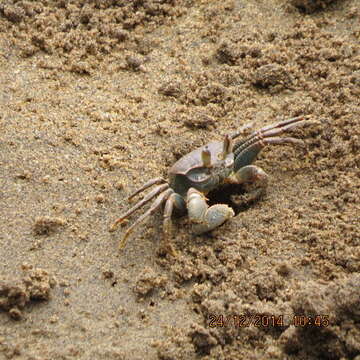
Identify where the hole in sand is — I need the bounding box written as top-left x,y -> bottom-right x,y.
207,183 -> 260,216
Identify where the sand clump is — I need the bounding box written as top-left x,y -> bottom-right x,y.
33,216 -> 66,235
133,267 -> 167,297
0,266 -> 55,320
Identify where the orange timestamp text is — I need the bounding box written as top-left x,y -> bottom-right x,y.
208,314 -> 330,328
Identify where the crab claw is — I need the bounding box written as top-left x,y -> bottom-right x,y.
186,188 -> 234,235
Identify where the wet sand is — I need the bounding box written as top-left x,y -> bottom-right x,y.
0,0 -> 359,359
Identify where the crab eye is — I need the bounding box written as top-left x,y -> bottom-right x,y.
225,156 -> 234,168
187,168 -> 211,183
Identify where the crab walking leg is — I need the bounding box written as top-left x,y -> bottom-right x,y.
234,136 -> 304,172
231,116 -> 306,141
109,183 -> 169,232
232,115 -> 306,142
227,165 -> 269,202
233,116 -> 309,156
163,192 -> 186,256
232,115 -> 308,153
186,188 -> 235,235
228,122 -> 255,141
163,193 -> 186,236
118,188 -> 173,250
234,119 -> 310,158
128,177 -> 167,201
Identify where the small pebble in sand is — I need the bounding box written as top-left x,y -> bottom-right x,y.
14,171 -> 31,180
95,194 -> 106,203
103,270 -> 114,279
114,182 -> 124,191
125,54 -> 145,71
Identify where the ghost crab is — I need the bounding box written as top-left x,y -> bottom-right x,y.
110,115 -> 313,255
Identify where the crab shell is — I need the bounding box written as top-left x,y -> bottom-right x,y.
169,141 -> 234,197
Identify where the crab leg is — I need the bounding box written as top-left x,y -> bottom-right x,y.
186,188 -> 235,235
118,188 -> 173,250
228,122 -> 254,141
128,177 -> 167,201
163,192 -> 186,256
109,183 -> 169,232
234,136 -> 304,171
232,115 -> 309,153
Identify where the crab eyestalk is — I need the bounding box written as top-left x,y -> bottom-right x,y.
220,134 -> 233,160
201,147 -> 212,167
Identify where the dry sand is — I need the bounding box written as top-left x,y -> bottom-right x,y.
0,0 -> 359,359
